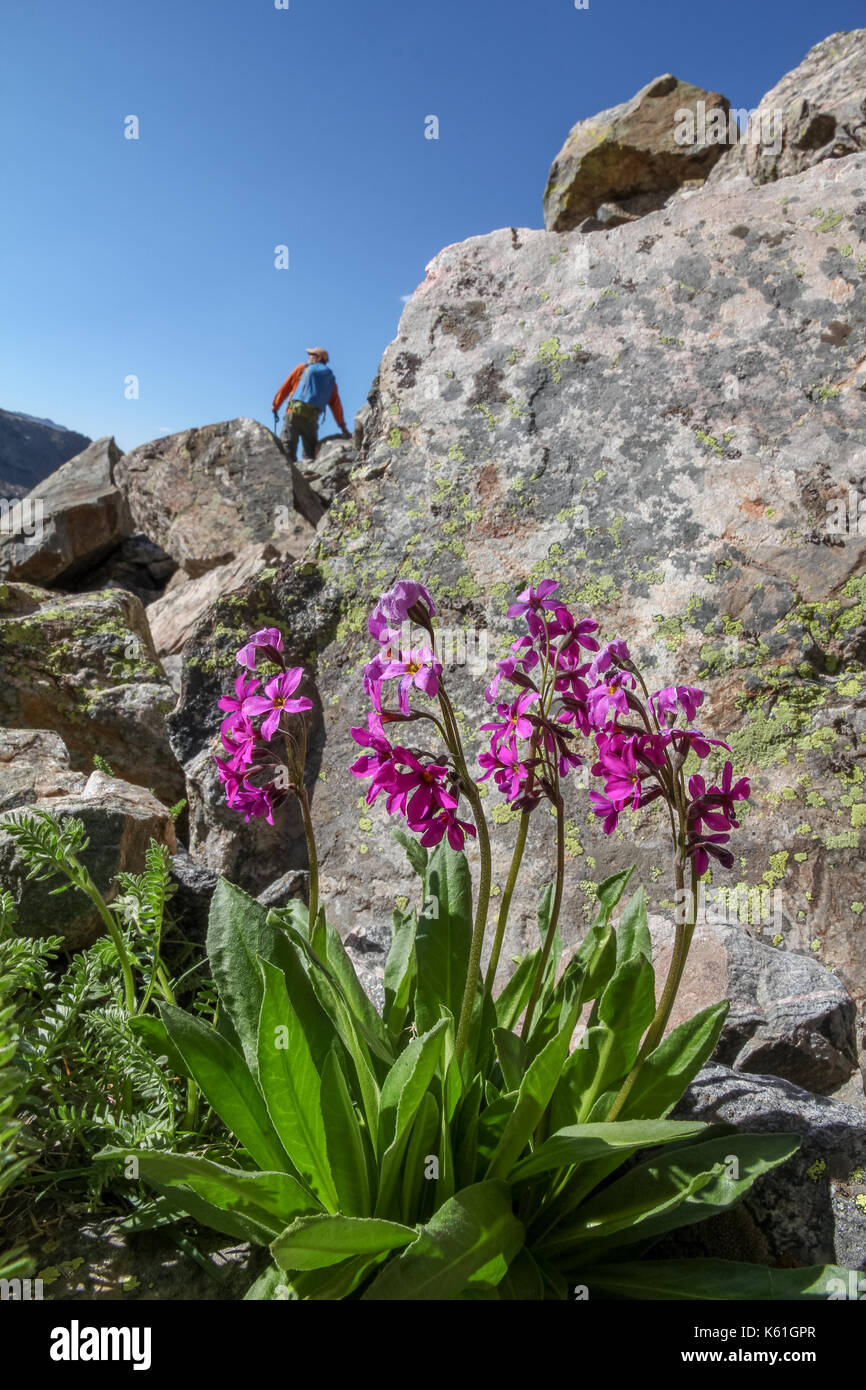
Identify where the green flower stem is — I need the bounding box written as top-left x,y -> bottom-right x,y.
83,880 -> 136,1014
436,683 -> 493,1068
297,784 -> 319,930
606,861 -> 698,1121
520,790 -> 565,1040
484,808 -> 530,992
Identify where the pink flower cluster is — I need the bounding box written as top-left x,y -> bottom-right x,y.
214,627 -> 312,823
482,580 -> 750,878
350,582 -> 476,850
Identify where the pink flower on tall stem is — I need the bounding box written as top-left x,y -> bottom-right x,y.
243,668 -> 312,740
236,627 -> 284,671
379,648 -> 443,715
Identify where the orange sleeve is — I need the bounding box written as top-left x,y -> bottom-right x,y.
328,381 -> 347,431
273,364 -> 304,411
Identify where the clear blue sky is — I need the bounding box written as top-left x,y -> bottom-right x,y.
1,0 -> 862,451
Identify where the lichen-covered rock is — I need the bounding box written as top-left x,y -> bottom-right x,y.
667,1063 -> 866,1269
711,29 -> 866,188
113,419 -> 319,583
0,437 -> 131,587
302,435 -> 358,507
543,74 -> 730,232
0,582 -> 183,804
145,543 -> 284,657
0,772 -> 177,949
0,729 -> 87,812
650,915 -> 859,1095
173,80 -> 866,1061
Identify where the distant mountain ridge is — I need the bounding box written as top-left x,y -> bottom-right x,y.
0,408 -> 92,498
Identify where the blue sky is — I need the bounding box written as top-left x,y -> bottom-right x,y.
2,0 -> 862,451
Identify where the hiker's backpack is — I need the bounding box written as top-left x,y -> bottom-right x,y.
293,362 -> 335,413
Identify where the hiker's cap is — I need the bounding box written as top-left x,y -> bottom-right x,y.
307,346 -> 329,362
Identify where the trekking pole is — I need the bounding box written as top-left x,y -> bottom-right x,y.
272,408 -> 280,440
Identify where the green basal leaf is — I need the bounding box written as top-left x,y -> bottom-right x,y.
271,1212 -> 417,1271
595,867 -> 636,917
494,950 -> 541,1031
584,1259 -> 853,1301
391,825 -> 428,879
320,1048 -> 373,1218
453,1072 -> 484,1191
362,1180 -> 525,1301
322,917 -> 393,1060
543,1132 -> 801,1261
256,958 -> 339,1210
109,1150 -> 320,1237
375,1019 -> 448,1218
486,994 -> 582,1181
206,878 -> 284,1077
400,1088 -> 441,1225
244,1264 -> 290,1300
414,842 -> 472,1035
383,906 -> 417,1049
159,1002 -> 289,1174
510,1119 -> 709,1183
494,1027 -> 528,1094
536,883 -> 562,988
614,885 -> 652,968
497,1246 -> 547,1300
127,1014 -> 190,1079
617,1000 -> 729,1120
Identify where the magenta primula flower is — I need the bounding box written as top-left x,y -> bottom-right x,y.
412,807 -> 477,851
379,647 -> 443,715
477,741 -> 529,801
220,714 -> 259,772
236,627 -> 284,671
369,581 -> 436,641
507,579 -> 560,637
651,685 -> 705,725
586,639 -> 631,685
485,636 -> 539,703
686,831 -> 734,877
225,779 -> 284,825
589,790 -> 620,835
218,672 -> 260,722
243,668 -> 312,740
481,690 -> 539,751
549,607 -> 599,664
586,671 -> 635,728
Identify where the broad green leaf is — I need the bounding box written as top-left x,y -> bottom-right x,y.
271,1213 -> 416,1271
485,995 -> 582,1181
323,917 -> 393,1060
595,867 -> 635,915
542,1132 -> 800,1259
243,1264 -> 288,1299
142,1179 -> 277,1246
584,1259 -> 853,1301
414,842 -> 472,1035
206,877 -> 284,1076
494,1027 -> 528,1094
391,825 -> 428,878
384,906 -> 417,1047
320,1048 -> 372,1217
285,1254 -> 386,1300
464,982 -> 497,1083
401,1089 -> 441,1225
615,885 -> 652,968
159,1002 -> 289,1174
618,1000 -> 730,1120
497,1247 -> 546,1300
453,1072 -> 484,1190
362,1181 -> 524,1301
510,1119 -> 709,1183
128,1014 -> 189,1078
116,1151 -> 319,1236
256,958 -> 339,1210
494,950 -> 541,1031
536,883 -> 562,989
375,1020 -> 448,1217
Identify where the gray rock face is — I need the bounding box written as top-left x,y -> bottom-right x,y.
146,543 -> 284,658
0,730 -> 87,812
113,419 -> 319,583
171,144 -> 866,1067
0,408 -> 91,499
651,915 -> 859,1094
712,29 -> 866,188
0,437 -> 131,586
0,581 -> 184,805
302,435 -> 358,507
669,1063 -> 866,1270
0,772 -> 177,949
544,73 -> 730,231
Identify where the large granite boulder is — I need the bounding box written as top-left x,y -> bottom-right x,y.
145,543 -> 284,659
0,772 -> 177,949
543,74 -> 730,232
650,915 -> 859,1095
0,582 -> 183,804
667,1063 -> 866,1270
302,435 -> 359,507
0,437 -> 132,586
113,419 -> 320,585
171,59 -> 866,1070
711,29 -> 866,188
0,729 -> 87,813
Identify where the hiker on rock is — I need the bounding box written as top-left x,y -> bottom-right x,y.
272,346 -> 351,463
